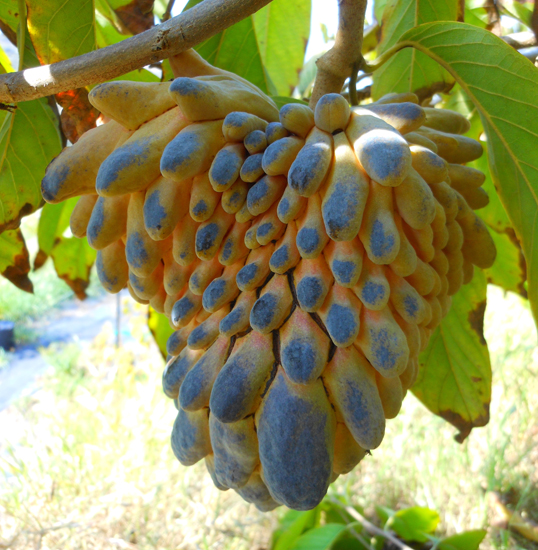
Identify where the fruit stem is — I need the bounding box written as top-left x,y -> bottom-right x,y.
309,0 -> 368,109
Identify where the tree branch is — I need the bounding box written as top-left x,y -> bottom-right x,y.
309,0 -> 368,108
501,31 -> 537,50
0,0 -> 273,104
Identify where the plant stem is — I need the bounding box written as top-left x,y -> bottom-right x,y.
342,504 -> 416,550
348,61 -> 359,106
361,42 -> 407,73
0,0 -> 273,104
309,0 -> 368,108
16,0 -> 26,72
162,0 -> 176,22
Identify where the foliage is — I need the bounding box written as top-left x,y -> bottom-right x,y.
270,499 -> 486,550
414,270 -> 491,442
387,20 -> 538,336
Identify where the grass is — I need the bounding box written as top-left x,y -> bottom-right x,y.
0,285 -> 536,549
0,303 -> 277,549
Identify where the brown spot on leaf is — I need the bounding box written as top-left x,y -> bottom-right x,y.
1,229 -> 33,293
3,265 -> 33,293
468,299 -> 487,346
34,249 -> 48,271
55,89 -> 99,144
471,376 -> 482,383
115,0 -> 154,35
0,202 -> 37,234
57,275 -> 89,301
505,227 -> 528,299
439,402 -> 490,444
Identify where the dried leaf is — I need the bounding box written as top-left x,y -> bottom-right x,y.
115,0 -> 154,35
0,229 -> 33,293
56,89 -> 99,143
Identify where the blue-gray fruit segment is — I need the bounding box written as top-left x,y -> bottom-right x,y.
171,408 -> 211,466
257,372 -> 335,510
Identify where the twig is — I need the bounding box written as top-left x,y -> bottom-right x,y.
0,0 -> 273,104
501,31 -> 537,49
332,505 -> 375,549
341,85 -> 371,103
161,0 -> 176,22
485,0 -> 502,36
309,0 -> 368,108
342,504 -> 416,550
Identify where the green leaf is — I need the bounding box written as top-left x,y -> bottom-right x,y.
0,98 -> 62,233
0,44 -> 14,72
332,534 -> 370,550
444,88 -> 513,234
471,147 -> 513,233
35,198 -> 77,268
297,52 -> 325,99
438,529 -> 487,550
148,307 -> 174,359
26,0 -> 96,64
289,524 -> 347,550
413,270 -> 491,441
95,0 -> 130,42
387,507 -> 440,543
463,8 -> 487,29
499,0 -> 533,28
183,0 -> 275,95
272,509 -> 319,550
321,500 -> 363,526
442,87 -> 527,296
271,96 -> 309,110
112,67 -> 160,83
153,0 -> 167,19
393,21 -> 538,325
253,0 -> 311,96
0,228 -> 33,292
374,0 -> 389,23
485,228 -> 527,298
0,0 -> 19,32
0,20 -> 62,234
196,20 -> 274,95
463,0 -> 488,28
106,0 -> 133,8
50,237 -> 96,299
372,0 -> 458,101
